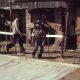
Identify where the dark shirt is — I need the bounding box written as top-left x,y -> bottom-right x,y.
32,28 -> 46,43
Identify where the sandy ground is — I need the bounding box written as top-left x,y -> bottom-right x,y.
0,43 -> 80,80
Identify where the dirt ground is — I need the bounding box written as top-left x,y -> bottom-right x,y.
0,43 -> 80,80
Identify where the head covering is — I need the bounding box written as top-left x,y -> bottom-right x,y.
35,19 -> 43,26
36,20 -> 40,23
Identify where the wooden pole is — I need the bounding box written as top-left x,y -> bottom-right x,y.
10,0 -> 12,27
64,9 -> 69,52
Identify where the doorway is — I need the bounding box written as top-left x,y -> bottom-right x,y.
31,8 -> 55,44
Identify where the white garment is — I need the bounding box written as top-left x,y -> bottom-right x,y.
12,18 -> 20,34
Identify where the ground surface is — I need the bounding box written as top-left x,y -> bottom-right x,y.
0,43 -> 80,80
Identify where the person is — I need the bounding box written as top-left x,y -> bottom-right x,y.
52,24 -> 64,57
0,14 -> 10,41
6,17 -> 25,53
32,21 -> 46,58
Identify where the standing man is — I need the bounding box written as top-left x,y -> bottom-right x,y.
6,16 -> 25,53
32,20 -> 46,58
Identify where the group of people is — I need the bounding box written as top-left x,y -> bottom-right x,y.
0,16 -> 64,58
5,17 -> 46,58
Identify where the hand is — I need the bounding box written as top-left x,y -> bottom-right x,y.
42,41 -> 45,46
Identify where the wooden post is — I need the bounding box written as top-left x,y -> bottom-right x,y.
10,0 -> 12,29
64,9 -> 69,52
